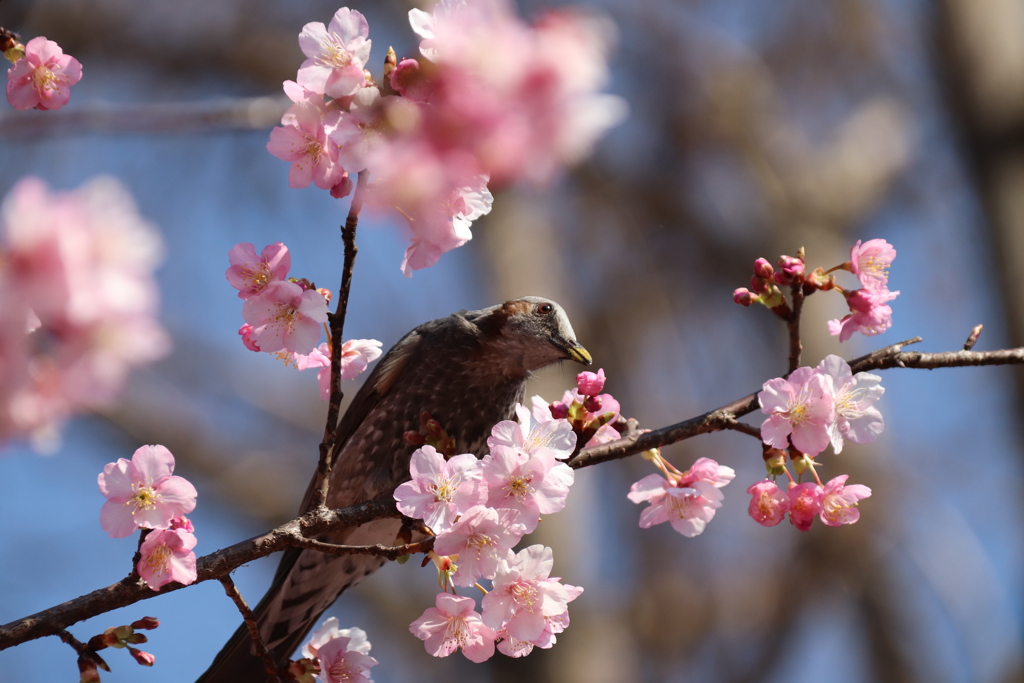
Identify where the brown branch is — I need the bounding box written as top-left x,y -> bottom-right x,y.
3,336 -> 1023,652
311,169 -> 370,512
218,577 -> 283,683
291,537 -> 435,561
719,418 -> 763,440
787,283 -> 804,373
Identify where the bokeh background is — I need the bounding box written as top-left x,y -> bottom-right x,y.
1,0 -> 1023,681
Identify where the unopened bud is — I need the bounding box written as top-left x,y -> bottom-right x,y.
330,174 -> 353,199
773,255 -> 805,285
404,430 -> 425,446
316,288 -> 332,304
733,287 -> 757,307
753,258 -> 774,280
127,647 -> 155,667
425,419 -> 443,438
583,395 -> 603,413
763,448 -> 787,476
576,368 -> 606,397
130,617 -> 160,631
548,402 -> 569,420
791,452 -> 815,475
749,274 -> 770,294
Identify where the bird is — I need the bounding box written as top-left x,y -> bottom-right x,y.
198,296 -> 591,682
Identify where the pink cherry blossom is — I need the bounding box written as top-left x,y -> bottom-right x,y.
241,280 -> 328,355
481,444 -> 574,532
849,239 -> 896,290
746,480 -> 789,527
98,445 -> 197,539
576,368 -> 606,397
389,58 -> 434,102
488,402 -> 576,460
393,446 -> 486,533
433,505 -> 526,586
302,618 -> 372,660
6,36 -> 82,111
820,475 -> 872,526
136,528 -> 197,591
267,101 -> 347,190
495,583 -> 582,656
340,338 -> 383,379
327,87 -> 417,174
294,342 -> 332,399
787,482 -> 824,532
296,8 -> 372,98
225,242 -> 290,299
316,633 -> 379,683
410,593 -> 497,663
628,474 -> 724,537
816,355 -> 884,454
481,545 -> 579,643
828,287 -> 899,342
238,324 -> 261,352
759,366 -> 835,456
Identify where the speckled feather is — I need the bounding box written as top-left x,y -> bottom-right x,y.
198,297 -> 589,682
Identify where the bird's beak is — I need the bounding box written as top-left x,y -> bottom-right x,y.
563,341 -> 592,366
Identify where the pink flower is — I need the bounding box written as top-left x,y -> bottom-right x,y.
819,475 -> 871,526
787,482 -> 824,532
849,239 -> 896,290
137,528 -> 197,591
98,445 -> 198,538
410,593 -> 496,663
828,287 -> 899,342
225,242 -> 290,299
6,37 -> 82,111
495,583 -> 582,656
816,355 -> 884,454
267,101 -> 347,190
433,505 -> 526,586
628,474 -> 725,537
327,87 -> 415,174
481,444 -> 574,533
487,402 -> 576,460
296,8 -> 372,98
294,342 -> 333,399
389,58 -> 434,102
481,545 -> 579,643
238,324 -> 261,352
576,368 -> 606,397
317,633 -> 379,683
340,338 -> 383,379
759,366 -> 835,456
393,446 -> 486,533
302,618 -> 372,660
746,480 -> 789,527
241,280 -> 328,355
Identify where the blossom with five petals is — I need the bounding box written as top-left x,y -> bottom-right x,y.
849,239 -> 896,290
5,36 -> 82,111
137,528 -> 197,591
98,445 -> 197,539
787,482 -> 824,531
225,242 -> 290,300
302,618 -> 372,660
410,593 -> 497,663
316,633 -> 378,683
816,355 -> 884,453
241,280 -> 329,355
487,402 -> 576,460
433,505 -> 526,586
481,444 -> 574,533
759,366 -> 835,456
266,101 -> 347,190
820,475 -> 872,526
393,446 -> 486,533
746,480 -> 789,527
828,287 -> 899,342
296,8 -> 372,98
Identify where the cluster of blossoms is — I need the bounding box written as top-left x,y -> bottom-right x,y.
226,241 -> 382,399
628,453 -> 735,538
394,383 -> 589,661
751,354 -> 879,530
268,1 -> 626,276
733,239 -> 899,342
543,367 -> 622,447
0,178 -> 169,449
3,31 -> 82,111
76,617 -> 162,682
97,445 -> 199,591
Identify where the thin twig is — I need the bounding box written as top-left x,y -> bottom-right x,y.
292,537 -> 435,561
718,418 -> 762,440
218,577 -> 283,683
787,283 -> 804,373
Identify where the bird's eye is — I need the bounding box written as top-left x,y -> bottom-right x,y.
537,303 -> 554,315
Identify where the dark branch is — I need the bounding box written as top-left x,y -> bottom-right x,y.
218,577 -> 283,683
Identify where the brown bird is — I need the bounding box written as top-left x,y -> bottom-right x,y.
199,296 -> 591,682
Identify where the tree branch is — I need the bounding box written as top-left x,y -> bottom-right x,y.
218,576 -> 283,683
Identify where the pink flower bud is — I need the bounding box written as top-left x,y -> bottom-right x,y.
752,258 -> 774,280
169,515 -> 194,533
583,395 -> 603,413
130,617 -> 160,631
238,324 -> 261,352
576,368 -> 606,397
749,274 -> 770,294
330,173 -> 353,199
404,430 -> 426,446
733,288 -> 756,307
128,647 -> 155,667
390,58 -> 434,102
548,402 -> 569,420
776,255 -> 804,283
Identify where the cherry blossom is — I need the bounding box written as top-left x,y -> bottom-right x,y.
340,338 -> 383,379
828,287 -> 899,342
5,36 -> 82,111
410,593 -> 496,663
495,584 -> 582,656
98,445 -> 198,538
746,480 -> 789,527
316,633 -> 379,683
787,482 -> 824,532
481,444 -> 574,532
296,8 -> 372,99
393,446 -> 486,532
241,280 -> 328,355
759,366 -> 835,456
225,242 -> 290,299
576,368 -> 606,397
628,474 -> 724,537
487,402 -> 576,460
433,505 -> 526,586
238,324 -> 261,352
816,355 -> 885,453
481,545 -> 580,643
302,618 -> 372,660
267,101 -> 347,190
136,528 -> 197,591
819,475 -> 872,526
327,87 -> 414,173
849,239 -> 896,290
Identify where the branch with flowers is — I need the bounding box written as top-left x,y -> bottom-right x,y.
2,1 -> 1024,681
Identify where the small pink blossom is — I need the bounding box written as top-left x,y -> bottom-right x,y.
410,593 -> 497,663
238,324 -> 261,352
488,402 -> 576,460
787,482 -> 824,532
759,366 -> 835,456
6,37 -> 82,111
302,618 -> 372,660
495,583 -> 582,656
481,444 -> 574,533
225,242 -> 290,299
628,474 -> 724,537
340,338 -> 383,379
746,480 -> 789,527
849,239 -> 896,290
327,87 -> 414,174
828,287 -> 899,342
317,633 -> 378,683
137,528 -> 197,591
297,8 -> 372,98
389,58 -> 434,102
433,505 -> 526,586
820,475 -> 871,526
817,355 -> 884,453
576,368 -> 606,397
241,280 -> 328,355
267,101 -> 347,190
393,446 -> 486,533
481,545 -> 579,643
98,445 -> 198,538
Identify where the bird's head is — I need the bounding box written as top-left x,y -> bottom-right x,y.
474,296 -> 592,374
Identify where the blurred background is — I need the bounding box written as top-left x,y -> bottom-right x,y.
1,0 -> 1023,681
